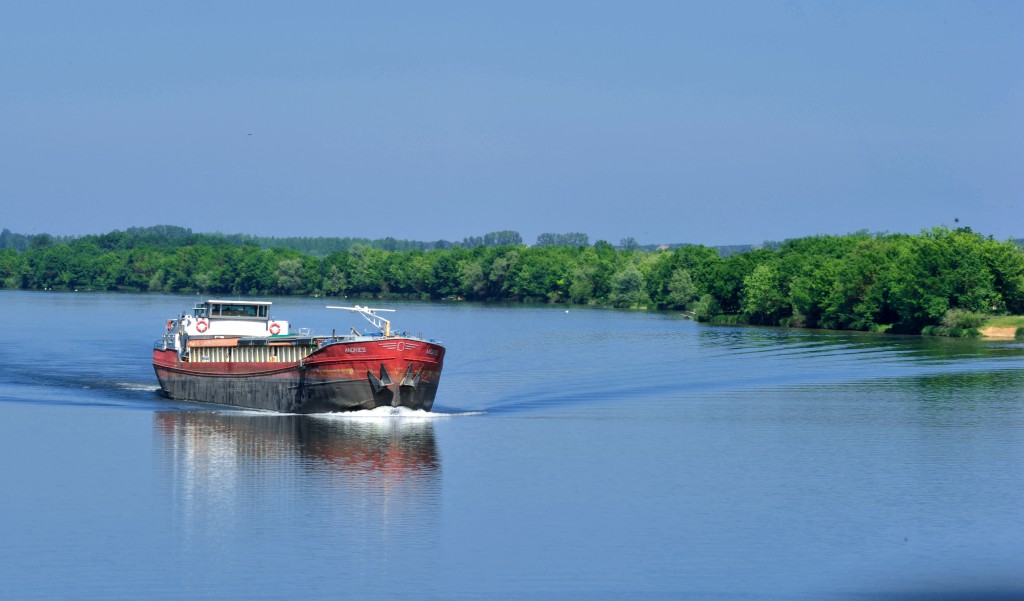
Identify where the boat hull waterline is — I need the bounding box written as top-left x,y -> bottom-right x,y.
153,340 -> 443,413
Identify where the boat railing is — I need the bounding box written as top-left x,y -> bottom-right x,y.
155,330 -> 179,352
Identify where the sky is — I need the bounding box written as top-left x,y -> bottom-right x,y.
1,1 -> 1021,246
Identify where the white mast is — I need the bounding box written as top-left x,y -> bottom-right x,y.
326,305 -> 396,336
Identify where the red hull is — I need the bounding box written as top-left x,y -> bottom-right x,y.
153,338 -> 445,413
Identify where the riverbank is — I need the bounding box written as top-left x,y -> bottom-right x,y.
980,316 -> 1024,339
4,226 -> 1023,339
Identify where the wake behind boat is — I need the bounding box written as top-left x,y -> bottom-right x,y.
152,300 -> 445,413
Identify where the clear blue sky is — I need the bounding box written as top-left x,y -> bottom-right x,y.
1,1 -> 1021,246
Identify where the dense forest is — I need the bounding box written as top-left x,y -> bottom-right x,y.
2,225 -> 1023,335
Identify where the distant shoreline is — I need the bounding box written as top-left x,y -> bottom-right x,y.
3,226 -> 1024,338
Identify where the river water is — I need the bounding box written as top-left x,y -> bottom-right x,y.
1,291 -> 1022,600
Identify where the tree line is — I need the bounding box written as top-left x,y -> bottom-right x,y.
2,226 -> 1022,334
2,226 -> 619,255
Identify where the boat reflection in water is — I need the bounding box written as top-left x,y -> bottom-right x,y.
154,410 -> 441,524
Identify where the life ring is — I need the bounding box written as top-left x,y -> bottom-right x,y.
269,322 -> 281,335
196,319 -> 209,333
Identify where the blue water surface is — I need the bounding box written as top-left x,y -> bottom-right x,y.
1,291 -> 1022,600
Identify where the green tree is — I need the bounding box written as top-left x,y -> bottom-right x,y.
568,265 -> 596,304
320,265 -> 348,297
707,249 -> 772,314
431,251 -> 464,298
348,246 -> 388,294
666,268 -> 696,309
459,259 -> 486,299
488,249 -> 520,298
741,263 -> 786,325
536,232 -> 589,247
984,238 -> 1024,313
483,230 -> 523,246
609,263 -> 649,308
0,248 -> 25,288
691,294 -> 719,322
275,259 -> 304,294
30,234 -> 54,250
406,253 -> 438,296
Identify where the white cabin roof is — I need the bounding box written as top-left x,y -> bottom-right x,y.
207,299 -> 273,305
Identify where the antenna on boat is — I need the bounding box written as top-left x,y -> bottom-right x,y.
327,305 -> 395,337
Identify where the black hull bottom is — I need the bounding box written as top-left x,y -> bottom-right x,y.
155,371 -> 439,413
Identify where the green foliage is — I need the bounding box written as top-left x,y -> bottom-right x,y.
922,324 -> 980,338
619,236 -> 639,251
3,226 -> 1023,336
275,259 -> 304,294
982,315 -> 1024,328
666,268 -> 696,309
461,230 -> 524,248
707,249 -> 773,314
740,264 -> 785,325
941,308 -> 986,329
690,294 -> 719,322
608,263 -> 649,308
535,232 -> 589,247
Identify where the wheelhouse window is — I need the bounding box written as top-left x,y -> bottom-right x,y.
207,302 -> 270,320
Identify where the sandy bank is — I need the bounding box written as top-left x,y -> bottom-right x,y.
979,326 -> 1019,339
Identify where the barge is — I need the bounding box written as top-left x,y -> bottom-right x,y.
152,300 -> 445,413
